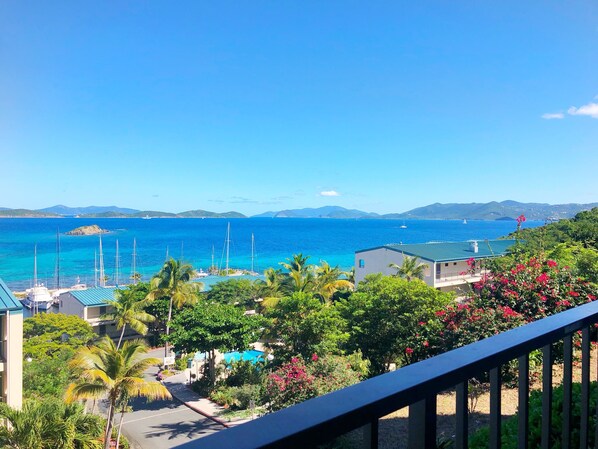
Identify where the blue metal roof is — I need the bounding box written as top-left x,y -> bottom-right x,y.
70,287 -> 117,307
356,239 -> 517,262
0,278 -> 24,312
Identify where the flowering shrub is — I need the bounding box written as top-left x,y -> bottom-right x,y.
264,354 -> 362,411
471,258 -> 596,323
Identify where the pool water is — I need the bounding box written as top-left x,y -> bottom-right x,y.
192,349 -> 265,364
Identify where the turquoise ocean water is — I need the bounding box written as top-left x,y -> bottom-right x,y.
0,218 -> 541,290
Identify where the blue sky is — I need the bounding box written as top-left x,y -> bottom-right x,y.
1,1 -> 596,215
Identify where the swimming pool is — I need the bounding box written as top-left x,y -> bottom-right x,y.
192,349 -> 265,364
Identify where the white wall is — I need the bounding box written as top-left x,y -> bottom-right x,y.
58,292 -> 86,319
355,248 -> 434,287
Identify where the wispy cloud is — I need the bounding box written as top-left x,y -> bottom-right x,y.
319,190 -> 340,197
541,112 -> 564,120
568,102 -> 598,119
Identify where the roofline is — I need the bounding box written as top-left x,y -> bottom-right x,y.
0,278 -> 24,312
355,239 -> 517,263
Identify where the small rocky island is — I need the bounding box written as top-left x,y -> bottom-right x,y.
66,225 -> 109,236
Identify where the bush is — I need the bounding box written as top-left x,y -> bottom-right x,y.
210,384 -> 262,410
469,381 -> 598,448
175,356 -> 189,371
264,354 -> 363,412
224,359 -> 265,387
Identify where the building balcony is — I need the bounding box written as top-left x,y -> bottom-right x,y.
182,300 -> 598,449
434,270 -> 487,287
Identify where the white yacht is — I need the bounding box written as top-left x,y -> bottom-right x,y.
21,244 -> 54,312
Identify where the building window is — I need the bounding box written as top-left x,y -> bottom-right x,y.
359,259 -> 365,268
453,262 -> 457,266
445,263 -> 449,267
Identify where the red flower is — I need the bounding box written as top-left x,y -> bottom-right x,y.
311,353 -> 319,362
546,260 -> 558,268
588,295 -> 597,301
405,347 -> 414,355
569,291 -> 580,297
516,214 -> 526,225
423,341 -> 429,347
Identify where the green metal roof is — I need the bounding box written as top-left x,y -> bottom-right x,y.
69,287 -> 117,307
0,278 -> 24,312
356,239 -> 517,262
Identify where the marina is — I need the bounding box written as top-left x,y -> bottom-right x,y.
0,217 -> 540,292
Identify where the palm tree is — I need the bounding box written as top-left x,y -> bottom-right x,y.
0,399 -> 103,449
280,253 -> 315,294
102,288 -> 155,349
314,261 -> 354,303
255,267 -> 285,310
389,255 -> 427,281
146,258 -> 202,357
65,337 -> 170,449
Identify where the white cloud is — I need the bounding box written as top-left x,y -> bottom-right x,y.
568,102 -> 598,119
319,190 -> 340,197
541,112 -> 564,120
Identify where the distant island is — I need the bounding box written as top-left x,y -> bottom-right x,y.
0,201 -> 596,221
66,225 -> 109,236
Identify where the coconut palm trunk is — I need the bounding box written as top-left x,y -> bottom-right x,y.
104,398 -> 116,449
165,296 -> 174,359
117,324 -> 127,350
115,401 -> 127,449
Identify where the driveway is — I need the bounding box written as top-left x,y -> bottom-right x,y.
120,348 -> 224,449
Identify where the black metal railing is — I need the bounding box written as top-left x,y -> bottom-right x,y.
177,300 -> 598,449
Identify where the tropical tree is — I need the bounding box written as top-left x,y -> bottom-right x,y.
168,301 -> 267,387
65,337 -> 170,449
265,292 -> 348,361
0,399 -> 104,449
280,253 -> 315,294
102,287 -> 155,349
254,267 -> 285,310
388,255 -> 427,281
314,261 -> 354,303
146,258 -> 202,357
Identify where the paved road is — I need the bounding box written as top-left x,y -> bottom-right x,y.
120,349 -> 224,449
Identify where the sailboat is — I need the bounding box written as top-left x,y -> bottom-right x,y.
23,244 -> 54,312
463,219 -> 468,224
400,220 -> 407,229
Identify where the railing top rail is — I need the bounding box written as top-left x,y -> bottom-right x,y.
175,300 -> 598,449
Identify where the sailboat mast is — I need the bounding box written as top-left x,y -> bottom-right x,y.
225,222 -> 230,275
99,236 -> 105,287
251,233 -> 255,273
211,245 -> 215,272
115,240 -> 120,287
94,250 -> 98,288
131,238 -> 137,285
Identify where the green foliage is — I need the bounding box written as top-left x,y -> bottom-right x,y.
337,274 -> 453,375
265,292 -> 349,361
168,301 -> 267,355
0,398 -> 104,449
168,300 -> 267,386
24,350 -> 74,400
23,313 -> 95,360
224,359 -> 265,387
207,279 -> 257,309
210,384 -> 262,410
470,382 -> 598,448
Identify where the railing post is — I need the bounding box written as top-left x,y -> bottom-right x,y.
362,419 -> 379,449
562,335 -> 573,449
580,326 -> 590,449
455,381 -> 468,449
489,367 -> 501,449
518,354 -> 529,449
408,396 -> 437,449
541,344 -> 553,449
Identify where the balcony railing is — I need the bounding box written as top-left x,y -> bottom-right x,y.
181,300 -> 598,449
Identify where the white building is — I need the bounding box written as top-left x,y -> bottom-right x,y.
355,239 -> 517,295
58,287 -> 122,338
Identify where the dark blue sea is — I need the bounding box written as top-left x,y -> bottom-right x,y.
0,217 -> 541,291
